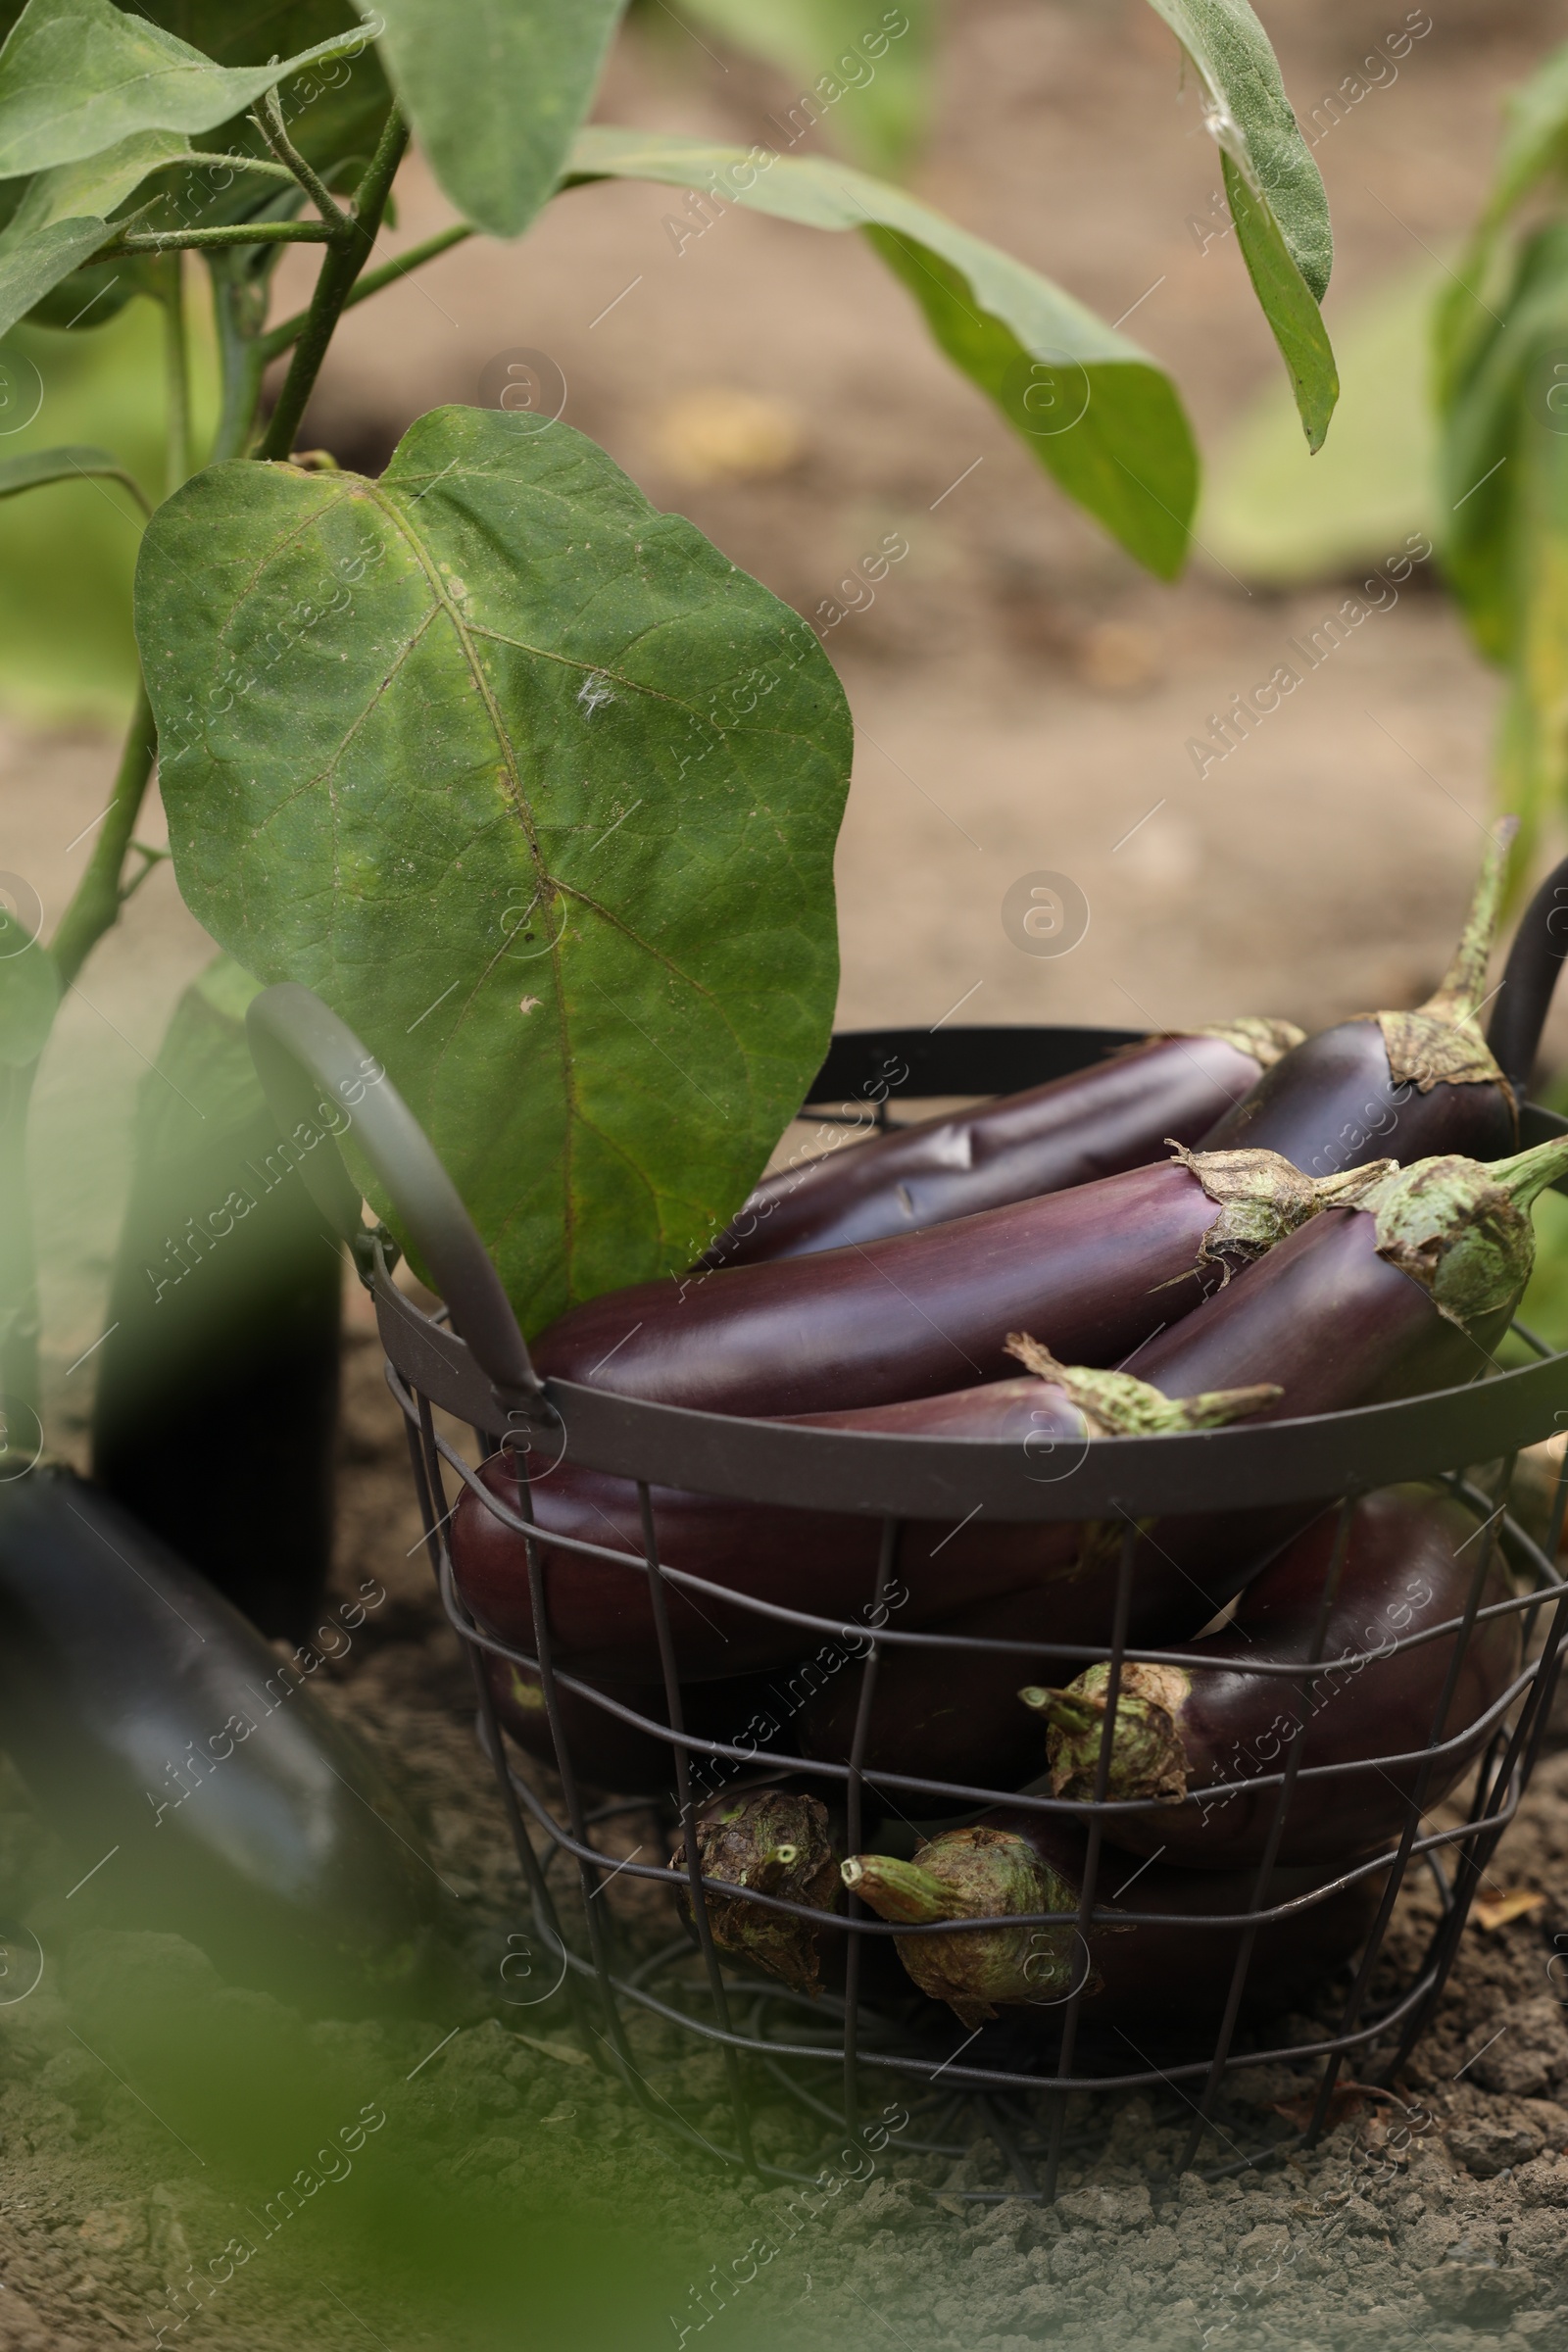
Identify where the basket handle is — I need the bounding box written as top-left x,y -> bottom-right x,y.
245,982 -> 547,1421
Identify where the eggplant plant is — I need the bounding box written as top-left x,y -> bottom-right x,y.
1436,37 -> 1568,872
0,0 -> 1339,1478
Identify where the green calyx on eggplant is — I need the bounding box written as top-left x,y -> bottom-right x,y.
1023,1484 -> 1520,1868
1001,1336 -> 1281,1437
529,1138 -> 1393,1420
672,1788 -> 840,1993
841,1830 -> 1087,2029
843,1812 -> 1383,2033
1200,821 -> 1521,1172
710,1017 -> 1306,1266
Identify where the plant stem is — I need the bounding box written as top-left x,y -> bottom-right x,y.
0,1059 -> 42,1446
256,106 -> 410,464
48,686 -> 159,992
253,90 -> 351,229
110,221 -> 338,254
160,252 -> 192,497
258,222 -> 474,362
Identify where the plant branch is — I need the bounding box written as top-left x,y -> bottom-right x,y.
107,221 -> 337,254
256,106 -> 410,464
0,1058 -> 43,1444
160,252 -> 192,496
48,685 -> 159,990
258,221 -> 474,361
251,89 -> 351,228
179,150 -> 299,184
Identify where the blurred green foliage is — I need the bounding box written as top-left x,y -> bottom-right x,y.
0,281 -> 216,724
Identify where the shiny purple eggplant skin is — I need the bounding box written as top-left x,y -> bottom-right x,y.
1199,1018 -> 1518,1179
531,1157 -> 1250,1417
1039,1485 -> 1519,1867
1131,1205 -> 1506,1414
849,1809 -> 1381,2029
452,1379 -> 1103,1685
713,1030 -> 1280,1267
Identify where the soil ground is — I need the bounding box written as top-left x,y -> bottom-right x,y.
8,2 -> 1568,2346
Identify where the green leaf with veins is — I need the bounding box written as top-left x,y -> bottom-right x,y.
135,405 -> 853,1332
1141,0 -> 1337,450
0,211 -> 117,339
564,127 -> 1199,577
0,0 -> 373,175
362,0 -> 625,239
0,908 -> 57,1065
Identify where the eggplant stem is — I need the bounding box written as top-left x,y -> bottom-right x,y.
841,1853 -> 974,1924
1019,1684 -> 1105,1732
1489,1129 -> 1568,1212
1423,816 -> 1519,1025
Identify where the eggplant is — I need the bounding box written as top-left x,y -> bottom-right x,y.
1487,851 -> 1568,1102
0,1468 -> 439,2012
451,1360 -> 1278,1684
671,1788 -> 841,1994
710,1020 -> 1305,1267
530,1144 -> 1393,1417
841,1812 -> 1381,2030
1024,1484 -> 1520,1867
486,1655 -> 799,1798
1200,823 -> 1520,1173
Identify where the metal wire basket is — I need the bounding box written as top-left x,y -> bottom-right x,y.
247,984 -> 1568,2203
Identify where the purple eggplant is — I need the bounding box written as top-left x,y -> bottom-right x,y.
451,1360 -> 1279,1684
841,1812 -> 1381,2029
1025,1483 -> 1519,1867
1487,851 -> 1568,1102
486,1656 -> 802,1797
1200,823 -> 1520,1175
530,1144 -> 1392,1416
710,1021 -> 1304,1266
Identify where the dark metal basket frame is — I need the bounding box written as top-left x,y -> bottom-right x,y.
246,987 -> 1568,2202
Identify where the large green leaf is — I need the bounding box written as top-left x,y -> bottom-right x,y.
0,0 -> 371,175
0,905 -> 57,1065
363,0 -> 624,239
673,0 -> 935,175
1436,41 -> 1568,415
1143,0 -> 1337,450
135,405 -> 853,1331
564,127 -> 1199,579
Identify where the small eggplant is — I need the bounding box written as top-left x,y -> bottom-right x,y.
530,1144 -> 1392,1416
842,1812 -> 1381,2031
671,1788 -> 841,1994
1024,1484 -> 1520,1868
711,1021 -> 1304,1266
1130,1131 -> 1568,1419
1200,823 -> 1520,1174
451,1359 -> 1278,1684
1487,851 -> 1568,1102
